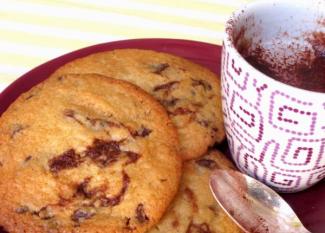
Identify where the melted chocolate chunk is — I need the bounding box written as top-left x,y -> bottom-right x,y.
191,79 -> 212,91
24,155 -> 32,162
124,217 -> 136,231
65,109 -> 121,132
78,181 -> 107,199
153,81 -> 180,92
49,149 -> 81,173
100,171 -> 130,207
88,118 -> 120,131
151,63 -> 169,74
184,188 -> 198,212
71,208 -> 95,223
197,120 -> 209,128
172,219 -> 180,228
86,139 -> 121,167
132,126 -> 152,138
195,159 -> 217,170
169,107 -> 195,116
186,222 -> 212,233
124,151 -> 140,165
135,203 -> 149,223
63,109 -> 82,125
10,124 -> 25,139
159,98 -> 179,107
76,177 -> 92,198
25,94 -> 34,100
15,205 -> 29,214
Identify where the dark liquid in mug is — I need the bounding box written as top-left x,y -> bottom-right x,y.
238,32 -> 325,93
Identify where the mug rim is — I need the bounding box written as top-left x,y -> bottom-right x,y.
223,0 -> 325,97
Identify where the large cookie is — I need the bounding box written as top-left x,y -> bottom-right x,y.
148,150 -> 242,233
0,74 -> 181,233
50,49 -> 225,160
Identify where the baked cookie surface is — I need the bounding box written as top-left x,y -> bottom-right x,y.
0,74 -> 181,233
148,150 -> 242,233
51,49 -> 225,160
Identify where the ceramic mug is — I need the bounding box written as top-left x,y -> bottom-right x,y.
221,0 -> 325,192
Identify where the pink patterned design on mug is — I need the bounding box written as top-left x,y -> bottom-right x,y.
221,46 -> 325,192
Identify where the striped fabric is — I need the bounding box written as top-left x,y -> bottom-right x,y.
0,0 -> 253,92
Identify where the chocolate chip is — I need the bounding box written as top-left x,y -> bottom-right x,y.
132,126 -> 152,138
153,81 -> 180,92
172,219 -> 180,228
15,205 -> 29,214
195,159 -> 217,170
10,124 -> 25,139
191,79 -> 212,91
124,217 -> 136,231
25,94 -> 34,100
85,139 -> 121,167
100,171 -> 130,207
197,120 -> 209,128
0,161 -> 3,167
63,109 -> 83,125
159,98 -> 179,107
184,188 -> 198,212
76,177 -> 92,198
24,155 -> 32,162
186,222 -> 212,233
64,109 -> 118,132
150,63 -> 169,74
49,149 -> 81,173
77,177 -> 107,199
168,107 -> 195,116
135,203 -> 149,224
124,151 -> 140,165
71,208 -> 95,223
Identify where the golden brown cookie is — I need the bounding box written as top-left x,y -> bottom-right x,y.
148,150 -> 242,233
0,74 -> 182,233
50,49 -> 225,160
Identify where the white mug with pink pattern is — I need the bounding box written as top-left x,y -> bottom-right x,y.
221,0 -> 325,192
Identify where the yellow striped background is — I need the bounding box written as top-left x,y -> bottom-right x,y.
0,0 -> 253,92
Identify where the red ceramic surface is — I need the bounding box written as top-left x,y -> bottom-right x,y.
0,39 -> 324,233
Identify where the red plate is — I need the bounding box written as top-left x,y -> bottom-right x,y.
0,39 -> 324,233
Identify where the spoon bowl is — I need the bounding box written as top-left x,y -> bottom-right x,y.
210,169 -> 310,233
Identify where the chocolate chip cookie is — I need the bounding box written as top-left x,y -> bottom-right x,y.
50,49 -> 225,160
148,150 -> 242,233
0,74 -> 181,233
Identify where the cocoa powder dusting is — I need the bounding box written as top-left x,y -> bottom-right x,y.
239,30 -> 325,93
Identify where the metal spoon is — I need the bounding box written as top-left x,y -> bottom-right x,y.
209,169 -> 310,233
